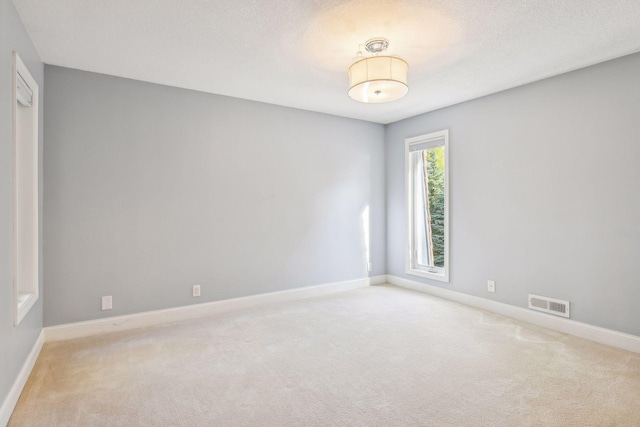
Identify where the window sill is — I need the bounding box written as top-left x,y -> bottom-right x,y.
16,292 -> 38,326
406,268 -> 449,283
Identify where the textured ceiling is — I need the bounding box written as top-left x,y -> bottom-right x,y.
13,0 -> 640,124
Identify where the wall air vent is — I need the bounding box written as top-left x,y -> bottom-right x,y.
528,294 -> 570,318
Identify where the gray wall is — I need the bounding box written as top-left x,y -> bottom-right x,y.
0,0 -> 43,409
386,52 -> 640,336
44,65 -> 385,326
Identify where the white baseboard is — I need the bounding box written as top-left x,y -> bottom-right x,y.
45,277 -> 372,342
0,330 -> 44,427
386,275 -> 640,354
368,275 -> 387,286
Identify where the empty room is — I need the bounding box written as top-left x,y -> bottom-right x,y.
2,0 -> 640,425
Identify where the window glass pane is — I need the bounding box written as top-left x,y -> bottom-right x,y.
411,145 -> 445,269
425,146 -> 445,268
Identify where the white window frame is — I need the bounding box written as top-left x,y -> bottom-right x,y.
13,52 -> 40,325
405,129 -> 449,282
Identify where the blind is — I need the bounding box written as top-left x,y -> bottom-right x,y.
408,138 -> 444,152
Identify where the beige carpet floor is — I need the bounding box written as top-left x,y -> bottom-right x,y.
9,285 -> 640,426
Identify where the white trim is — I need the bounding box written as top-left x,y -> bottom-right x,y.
13,52 -> 40,326
45,277 -> 371,342
386,275 -> 640,354
15,294 -> 38,327
368,275 -> 387,286
405,129 -> 449,283
0,330 -> 44,427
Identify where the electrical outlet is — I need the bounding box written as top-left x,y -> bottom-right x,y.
487,280 -> 496,293
193,284 -> 201,297
101,295 -> 112,310
367,262 -> 373,272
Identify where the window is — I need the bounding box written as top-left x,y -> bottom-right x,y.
13,52 -> 39,325
406,130 -> 449,282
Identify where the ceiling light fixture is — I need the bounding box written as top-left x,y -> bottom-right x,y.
348,38 -> 408,104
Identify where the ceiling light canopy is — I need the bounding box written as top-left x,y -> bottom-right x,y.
348,38 -> 408,104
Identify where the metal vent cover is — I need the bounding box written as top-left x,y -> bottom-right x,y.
528,294 -> 570,318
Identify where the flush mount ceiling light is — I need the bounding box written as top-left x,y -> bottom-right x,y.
348,38 -> 409,104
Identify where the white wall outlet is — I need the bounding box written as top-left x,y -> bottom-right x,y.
101,295 -> 112,310
487,280 -> 496,293
367,262 -> 373,273
193,284 -> 201,297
